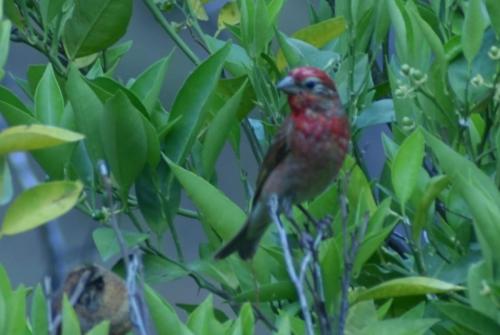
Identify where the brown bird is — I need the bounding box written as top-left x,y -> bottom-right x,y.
54,264 -> 132,335
215,67 -> 349,260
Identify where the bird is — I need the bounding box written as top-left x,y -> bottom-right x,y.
53,264 -> 132,335
215,66 -> 349,260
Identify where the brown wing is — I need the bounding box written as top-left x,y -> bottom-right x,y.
252,118 -> 292,205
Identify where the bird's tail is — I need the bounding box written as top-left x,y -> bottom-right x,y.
214,221 -> 262,260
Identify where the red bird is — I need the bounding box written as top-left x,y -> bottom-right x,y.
215,67 -> 349,259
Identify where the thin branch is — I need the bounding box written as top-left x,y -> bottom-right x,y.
268,195 -> 314,335
143,0 -> 200,65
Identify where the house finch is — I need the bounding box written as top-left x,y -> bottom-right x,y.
54,264 -> 132,335
215,66 -> 349,260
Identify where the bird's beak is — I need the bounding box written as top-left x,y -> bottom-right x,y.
277,75 -> 300,94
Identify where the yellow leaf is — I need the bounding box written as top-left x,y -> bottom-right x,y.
188,0 -> 208,21
217,1 -> 240,32
276,17 -> 346,70
1,181 -> 83,235
0,124 -> 84,155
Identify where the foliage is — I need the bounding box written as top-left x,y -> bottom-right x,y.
0,0 -> 499,334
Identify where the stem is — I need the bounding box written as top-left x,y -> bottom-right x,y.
268,195 -> 315,335
143,0 -> 200,65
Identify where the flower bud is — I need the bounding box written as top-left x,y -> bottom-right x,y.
470,74 -> 484,87
400,64 -> 411,76
488,46 -> 500,60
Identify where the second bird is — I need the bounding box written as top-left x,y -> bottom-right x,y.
215,66 -> 350,260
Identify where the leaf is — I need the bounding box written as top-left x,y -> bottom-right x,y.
4,287 -> 30,335
101,91 -> 148,200
31,285 -> 48,335
354,99 -> 395,129
201,80 -> 247,178
186,295 -> 224,335
425,132 -> 500,278
462,0 -> 487,63
0,157 -> 13,205
467,261 -> 497,320
130,54 -> 173,113
320,237 -> 342,313
234,281 -> 295,303
352,277 -> 463,302
84,321 -> 110,335
34,64 -> 64,126
144,285 -> 193,335
163,43 -> 230,165
1,181 -> 83,235
40,0 -> 65,25
92,227 -> 149,261
166,159 -> 245,240
62,295 -> 81,335
412,175 -> 450,241
358,318 -> 438,335
434,302 -> 500,335
66,67 -> 105,163
276,17 -> 346,69
0,20 -> 11,81
0,124 -> 84,155
63,0 -> 133,59
485,0 -> 500,38
217,1 -> 240,31
187,0 -> 208,20
391,129 -> 424,206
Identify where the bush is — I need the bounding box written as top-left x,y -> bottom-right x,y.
0,0 -> 499,334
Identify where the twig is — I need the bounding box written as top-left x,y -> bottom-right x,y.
98,160 -> 150,335
337,182 -> 367,335
268,195 -> 314,335
126,250 -> 150,335
143,0 -> 200,65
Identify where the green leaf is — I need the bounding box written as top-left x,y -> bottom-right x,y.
354,99 -> 395,130
103,40 -> 133,75
34,64 -> 64,126
92,227 -> 149,261
31,285 -> 48,335
353,277 -> 463,303
425,132 -> 500,278
354,221 -> 397,276
0,124 -> 84,155
62,295 -> 81,335
435,302 -> 500,335
234,281 -> 295,303
0,20 -> 11,81
276,17 -> 345,69
101,91 -> 148,200
186,295 -> 224,335
0,156 -> 13,205
462,0 -> 487,63
201,80 -> 247,178
66,67 -> 105,163
144,285 -> 193,335
320,237 -> 342,313
166,159 -> 245,240
412,175 -> 450,241
467,261 -> 497,320
63,0 -> 133,59
1,181 -> 83,236
391,129 -> 424,206
5,287 -> 30,335
130,54 -> 173,113
358,318 -> 438,335
84,321 -> 110,335
40,0 -> 65,25
163,43 -> 230,165
485,0 -> 500,37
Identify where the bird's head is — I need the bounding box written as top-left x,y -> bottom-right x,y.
277,66 -> 342,116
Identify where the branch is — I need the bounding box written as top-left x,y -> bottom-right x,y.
268,195 -> 315,335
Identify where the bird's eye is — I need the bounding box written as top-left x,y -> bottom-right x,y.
304,79 -> 317,89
